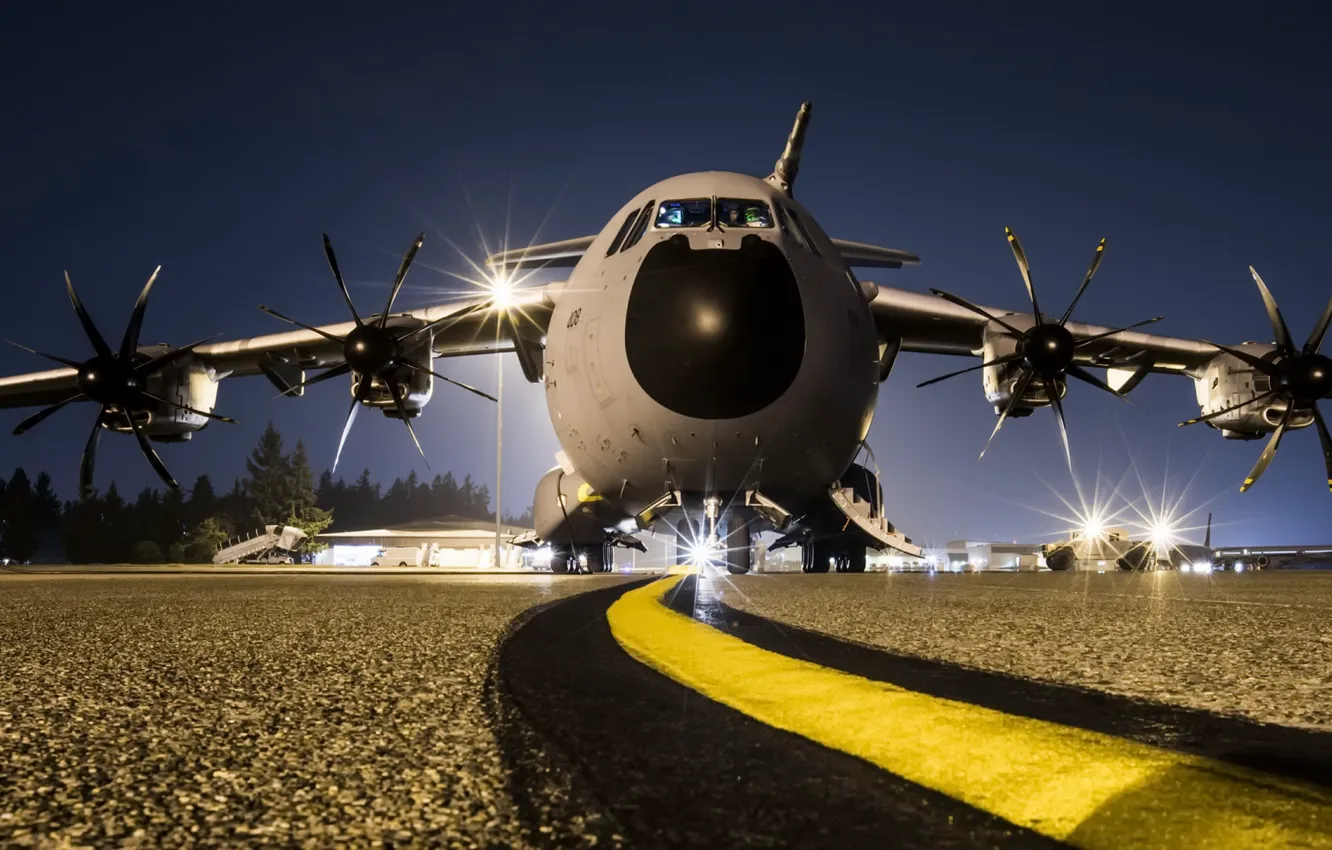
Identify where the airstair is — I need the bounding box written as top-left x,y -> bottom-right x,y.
213,525 -> 308,565
829,486 -> 921,557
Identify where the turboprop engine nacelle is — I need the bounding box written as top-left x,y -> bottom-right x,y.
102,346 -> 222,442
1193,344 -> 1314,439
979,319 -> 1061,416
350,317 -> 435,419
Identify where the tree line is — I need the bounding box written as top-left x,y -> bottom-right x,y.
0,422 -> 531,564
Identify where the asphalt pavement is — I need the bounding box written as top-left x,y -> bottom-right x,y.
0,573 -> 633,847
718,570 -> 1332,728
1,569 -> 1330,848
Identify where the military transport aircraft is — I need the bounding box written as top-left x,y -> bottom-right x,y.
2,102 -> 1331,575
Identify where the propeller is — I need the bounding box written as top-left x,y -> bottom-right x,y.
9,268 -> 237,499
919,229 -> 1164,468
1179,266 -> 1332,492
260,233 -> 497,472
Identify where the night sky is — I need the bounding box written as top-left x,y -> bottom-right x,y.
3,4 -> 1329,546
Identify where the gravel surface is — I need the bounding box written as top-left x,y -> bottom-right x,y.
719,571 -> 1332,729
0,573 -> 631,847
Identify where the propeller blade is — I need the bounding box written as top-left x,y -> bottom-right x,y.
397,359 -> 498,402
257,305 -> 346,345
1313,406 -> 1332,493
1049,385 -> 1073,472
381,233 -> 425,328
1072,316 -> 1166,347
274,362 -> 352,399
916,353 -> 1022,389
332,384 -> 363,474
14,393 -> 85,435
1240,404 -> 1293,493
119,265 -> 161,361
1249,266 -> 1294,352
129,414 -> 178,491
929,289 -> 1028,338
1201,340 -> 1275,374
132,336 -> 215,377
1304,296 -> 1332,355
6,340 -> 82,370
79,411 -> 104,500
323,234 -> 364,327
1066,364 -> 1136,406
1178,388 -> 1280,427
386,376 -> 431,470
138,390 -> 238,424
65,272 -> 114,361
979,369 -> 1034,460
1058,238 -> 1107,326
1005,227 -> 1041,325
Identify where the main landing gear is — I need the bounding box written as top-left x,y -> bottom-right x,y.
549,542 -> 614,574
801,541 -> 866,574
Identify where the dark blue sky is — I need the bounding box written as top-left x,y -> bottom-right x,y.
3,3 -> 1329,545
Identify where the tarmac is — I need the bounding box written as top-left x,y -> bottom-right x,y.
0,568 -> 1329,848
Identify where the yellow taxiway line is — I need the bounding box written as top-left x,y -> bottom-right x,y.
607,574 -> 1332,849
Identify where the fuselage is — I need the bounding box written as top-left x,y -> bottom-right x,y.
543,171 -> 880,514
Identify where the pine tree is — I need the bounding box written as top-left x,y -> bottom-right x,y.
31,472 -> 61,530
184,517 -> 229,562
287,440 -> 316,515
1,469 -> 37,562
246,423 -> 288,525
187,475 -> 217,529
102,482 -> 130,563
159,485 -> 186,554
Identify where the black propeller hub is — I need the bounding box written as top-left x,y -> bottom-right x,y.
1021,324 -> 1075,375
343,325 -> 398,375
77,357 -> 139,406
1276,352 -> 1332,402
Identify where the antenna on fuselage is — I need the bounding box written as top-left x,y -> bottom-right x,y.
766,101 -> 811,197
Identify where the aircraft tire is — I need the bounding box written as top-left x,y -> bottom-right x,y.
1045,546 -> 1076,572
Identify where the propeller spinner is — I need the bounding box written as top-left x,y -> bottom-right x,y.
259,233 -> 496,473
9,269 -> 236,499
919,229 -> 1163,467
1179,266 -> 1332,492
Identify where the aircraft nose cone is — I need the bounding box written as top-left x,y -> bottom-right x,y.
625,235 -> 804,419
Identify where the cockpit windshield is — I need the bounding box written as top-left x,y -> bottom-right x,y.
655,199 -> 712,228
717,198 -> 773,228
654,198 -> 775,229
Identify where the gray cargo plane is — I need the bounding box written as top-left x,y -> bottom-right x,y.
2,103 -> 1331,575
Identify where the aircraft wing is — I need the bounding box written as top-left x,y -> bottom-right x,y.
868,283 -> 1216,376
0,282 -> 564,410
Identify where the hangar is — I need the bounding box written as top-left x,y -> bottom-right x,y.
314,517 -> 534,568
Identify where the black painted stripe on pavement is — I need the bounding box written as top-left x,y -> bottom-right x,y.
488,580 -> 1061,849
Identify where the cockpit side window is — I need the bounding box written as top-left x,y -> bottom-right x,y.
619,200 -> 656,252
655,198 -> 712,228
716,198 -> 774,228
605,209 -> 641,256
783,206 -> 821,256
775,204 -> 815,255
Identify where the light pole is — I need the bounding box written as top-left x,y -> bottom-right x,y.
495,350 -> 503,568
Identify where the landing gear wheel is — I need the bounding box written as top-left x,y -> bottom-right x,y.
845,548 -> 866,574
1045,546 -> 1075,572
724,517 -> 752,575
1117,546 -> 1150,572
802,542 -> 831,573
550,546 -> 572,574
